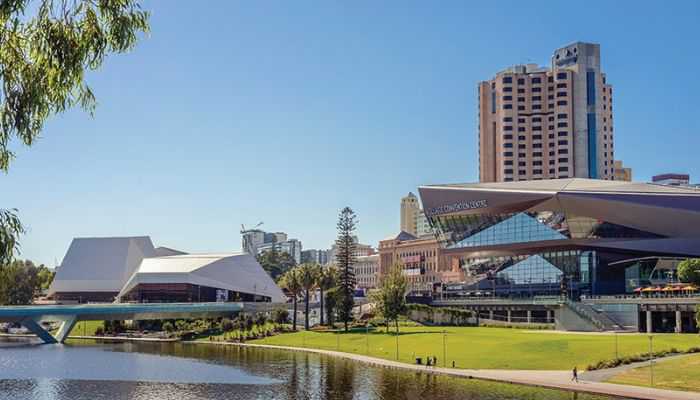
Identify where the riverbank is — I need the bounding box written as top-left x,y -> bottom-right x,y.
187,340 -> 699,400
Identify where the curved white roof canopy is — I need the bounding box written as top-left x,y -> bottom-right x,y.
117,253 -> 285,303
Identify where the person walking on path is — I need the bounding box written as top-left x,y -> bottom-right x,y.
571,366 -> 578,383
433,355 -> 438,368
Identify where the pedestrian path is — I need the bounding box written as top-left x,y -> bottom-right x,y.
202,341 -> 700,400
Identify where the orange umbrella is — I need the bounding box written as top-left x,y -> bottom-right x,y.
641,287 -> 655,292
662,286 -> 675,292
633,287 -> 642,292
682,285 -> 697,291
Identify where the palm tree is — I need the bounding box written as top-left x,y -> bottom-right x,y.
299,263 -> 321,330
280,268 -> 303,331
318,265 -> 339,326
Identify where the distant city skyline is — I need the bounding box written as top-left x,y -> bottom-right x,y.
4,1 -> 700,266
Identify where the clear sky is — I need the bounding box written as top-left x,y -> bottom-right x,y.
4,1 -> 700,266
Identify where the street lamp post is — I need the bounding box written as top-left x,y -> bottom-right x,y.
442,330 -> 446,367
649,335 -> 654,387
615,331 -> 619,360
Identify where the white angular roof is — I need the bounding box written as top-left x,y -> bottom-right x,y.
48,236 -> 156,295
117,253 -> 285,302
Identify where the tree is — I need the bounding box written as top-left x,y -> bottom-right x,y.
0,209 -> 24,266
335,207 -> 357,331
371,263 -> 408,334
298,263 -> 320,330
273,308 -> 289,330
324,287 -> 339,328
255,313 -> 267,336
678,259 -> 700,285
0,0 -> 149,265
318,265 -> 338,325
257,250 -> 297,281
280,268 -> 303,331
0,259 -> 41,305
36,264 -> 55,290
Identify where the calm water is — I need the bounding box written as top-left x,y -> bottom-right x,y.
0,338 -> 618,400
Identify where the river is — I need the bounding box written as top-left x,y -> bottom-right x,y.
0,338 -> 619,400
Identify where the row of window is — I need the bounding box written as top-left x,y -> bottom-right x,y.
504,158 -> 569,166
503,149 -> 569,157
501,73 -> 568,85
504,166 -> 570,175
503,115 -> 568,123
503,132 -> 570,140
503,101 -> 568,110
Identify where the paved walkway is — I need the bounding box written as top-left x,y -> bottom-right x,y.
195,341 -> 700,400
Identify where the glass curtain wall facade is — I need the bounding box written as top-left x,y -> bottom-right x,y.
435,210 -> 663,298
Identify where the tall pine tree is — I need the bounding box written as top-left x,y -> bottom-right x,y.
335,207 -> 357,331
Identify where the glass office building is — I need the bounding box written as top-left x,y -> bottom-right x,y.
418,179 -> 700,297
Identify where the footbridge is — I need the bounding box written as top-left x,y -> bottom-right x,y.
0,302 -> 281,344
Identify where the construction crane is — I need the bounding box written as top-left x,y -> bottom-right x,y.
240,222 -> 264,254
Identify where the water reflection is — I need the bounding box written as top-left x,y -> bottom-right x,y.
0,340 -> 618,400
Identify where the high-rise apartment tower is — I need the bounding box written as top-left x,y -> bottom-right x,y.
479,42 -> 614,182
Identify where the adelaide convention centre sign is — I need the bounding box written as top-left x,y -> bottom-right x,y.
426,199 -> 488,217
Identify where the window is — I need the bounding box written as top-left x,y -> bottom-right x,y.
518,105 -> 525,110
556,91 -> 567,97
503,151 -> 513,157
557,113 -> 568,119
532,126 -> 542,131
504,169 -> 513,174
548,95 -> 554,100
518,127 -> 525,132
533,169 -> 543,174
504,87 -> 513,92
532,87 -> 542,92
518,135 -> 526,140
517,88 -> 525,94
557,122 -> 568,128
504,126 -> 513,131
549,169 -> 555,174
518,153 -> 526,158
503,76 -> 513,84
533,160 -> 542,166
518,161 -> 527,167
558,158 -> 568,163
518,97 -> 525,102
586,71 -> 595,106
504,160 -> 513,165
558,149 -> 568,154
518,144 -> 526,149
532,104 -> 541,109
549,160 -> 555,165
557,100 -> 568,106
532,96 -> 541,101
557,72 -> 567,79
519,170 -> 527,175
503,117 -> 513,122
558,131 -> 568,137
556,83 -> 567,89
533,143 -> 543,148
533,134 -> 542,140
532,117 -> 542,122
504,104 -> 513,109
548,116 -> 554,121
533,152 -> 543,157
517,78 -> 525,85
532,77 -> 542,84
504,143 -> 513,148
548,76 -> 554,83
558,166 -> 569,172
503,95 -> 513,101
548,142 -> 555,148
558,140 -> 568,145
503,134 -> 513,139
548,125 -> 554,130
548,133 -> 555,139
518,118 -> 526,123
549,151 -> 555,156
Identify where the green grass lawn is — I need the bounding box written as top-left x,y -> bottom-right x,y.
607,353 -> 700,392
247,326 -> 700,370
68,320 -> 103,336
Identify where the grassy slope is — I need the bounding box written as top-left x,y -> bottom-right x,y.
68,320 -> 103,336
249,326 -> 700,370
607,353 -> 700,392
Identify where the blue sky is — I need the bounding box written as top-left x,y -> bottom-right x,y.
4,1 -> 700,266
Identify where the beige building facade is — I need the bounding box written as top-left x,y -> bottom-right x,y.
613,160 -> 632,181
400,192 -> 420,235
353,254 -> 379,290
378,231 -> 451,294
479,42 -> 614,182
